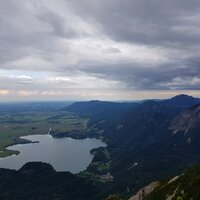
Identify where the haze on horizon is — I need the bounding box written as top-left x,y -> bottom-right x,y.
0,0 -> 200,102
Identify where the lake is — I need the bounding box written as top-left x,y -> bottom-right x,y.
0,134 -> 106,173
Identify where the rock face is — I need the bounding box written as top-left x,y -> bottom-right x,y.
129,182 -> 160,200
170,104 -> 200,135
167,104 -> 200,153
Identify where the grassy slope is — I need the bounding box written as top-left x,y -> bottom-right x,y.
0,111 -> 88,157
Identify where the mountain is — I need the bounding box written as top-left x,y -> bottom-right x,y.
111,99 -> 200,198
64,100 -> 134,115
170,103 -> 200,135
62,95 -> 200,197
143,163 -> 200,200
0,162 -> 100,200
169,103 -> 200,153
96,95 -> 200,149
162,94 -> 200,107
64,100 -> 136,122
108,96 -> 200,195
64,95 -> 200,122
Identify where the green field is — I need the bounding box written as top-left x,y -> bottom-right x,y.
0,111 -> 88,157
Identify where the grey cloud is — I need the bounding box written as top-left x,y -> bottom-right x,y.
63,0 -> 200,90
38,10 -> 76,38
71,58 -> 200,90
0,0 -> 76,69
0,0 -> 200,94
68,0 -> 200,47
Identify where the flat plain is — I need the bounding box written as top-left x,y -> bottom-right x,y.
0,111 -> 88,157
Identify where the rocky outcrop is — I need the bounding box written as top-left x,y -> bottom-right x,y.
129,181 -> 160,200
170,104 -> 200,135
143,164 -> 200,200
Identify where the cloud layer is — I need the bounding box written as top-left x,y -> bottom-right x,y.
0,0 -> 200,100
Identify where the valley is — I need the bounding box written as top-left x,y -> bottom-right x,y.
0,95 -> 200,199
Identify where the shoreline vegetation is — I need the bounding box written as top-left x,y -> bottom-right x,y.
0,111 -> 89,157
0,110 -> 112,181
3,138 -> 39,158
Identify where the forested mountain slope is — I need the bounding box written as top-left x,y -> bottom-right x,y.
65,95 -> 200,198
0,162 -> 100,200
144,163 -> 200,200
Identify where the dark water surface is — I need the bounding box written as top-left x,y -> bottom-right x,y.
0,134 -> 106,173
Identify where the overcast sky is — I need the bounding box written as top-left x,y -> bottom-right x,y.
0,0 -> 200,101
